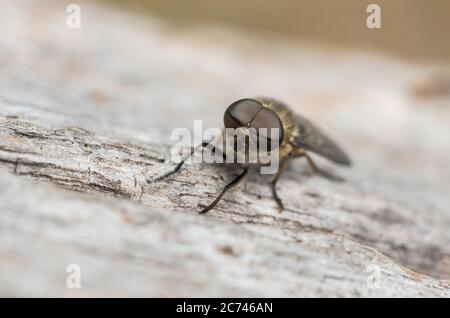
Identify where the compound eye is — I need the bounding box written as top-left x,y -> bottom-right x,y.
250,107 -> 284,147
224,98 -> 262,129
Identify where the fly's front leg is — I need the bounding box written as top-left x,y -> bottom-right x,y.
152,141 -> 212,182
270,159 -> 290,212
199,167 -> 249,214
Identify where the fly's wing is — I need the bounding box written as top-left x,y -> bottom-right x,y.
291,115 -> 351,166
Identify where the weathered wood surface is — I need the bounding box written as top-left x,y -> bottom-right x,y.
0,0 -> 450,297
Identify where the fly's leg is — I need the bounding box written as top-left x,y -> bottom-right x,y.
294,149 -> 318,173
199,167 -> 249,214
270,159 -> 290,212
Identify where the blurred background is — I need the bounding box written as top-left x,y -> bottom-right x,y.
102,0 -> 450,64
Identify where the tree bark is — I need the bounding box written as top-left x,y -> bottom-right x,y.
0,0 -> 449,297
